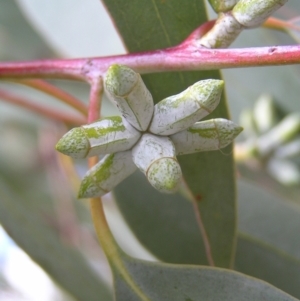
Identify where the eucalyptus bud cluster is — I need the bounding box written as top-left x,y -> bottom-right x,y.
201,0 -> 288,48
56,65 -> 242,198
238,94 -> 300,186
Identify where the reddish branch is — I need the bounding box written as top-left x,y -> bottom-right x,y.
0,21 -> 299,83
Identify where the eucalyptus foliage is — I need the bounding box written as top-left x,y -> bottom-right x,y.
0,1 -> 300,301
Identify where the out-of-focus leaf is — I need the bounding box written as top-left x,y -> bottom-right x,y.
0,178 -> 113,301
225,1 -> 300,124
112,254 -> 298,301
238,164 -> 300,204
15,0 -> 125,57
0,0 -> 54,60
236,234 -> 300,299
235,179 -> 300,298
238,179 -> 300,258
105,0 -> 236,268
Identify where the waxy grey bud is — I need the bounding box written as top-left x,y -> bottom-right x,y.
78,151 -> 137,198
105,64 -> 154,131
171,118 -> 243,155
233,0 -> 288,28
56,116 -> 141,158
132,134 -> 182,193
149,79 -> 224,135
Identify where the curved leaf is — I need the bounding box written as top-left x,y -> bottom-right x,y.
238,179 -> 300,259
236,234 -> 300,299
104,0 -> 236,268
113,254 -> 298,301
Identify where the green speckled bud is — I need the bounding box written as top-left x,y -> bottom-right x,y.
132,133 -> 182,193
199,13 -> 243,48
56,116 -> 141,159
56,127 -> 90,159
149,79 -> 224,136
233,0 -> 288,28
170,118 -> 243,155
147,158 -> 182,194
105,64 -> 154,131
208,0 -> 239,13
253,94 -> 278,134
267,158 -> 300,186
257,113 -> 300,156
78,151 -> 137,198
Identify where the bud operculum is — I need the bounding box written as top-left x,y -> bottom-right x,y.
105,64 -> 154,131
132,134 -> 182,193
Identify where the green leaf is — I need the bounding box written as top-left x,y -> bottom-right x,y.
235,179 -> 300,298
104,0 -> 236,268
0,178 -> 113,301
237,179 -> 300,259
113,254 -> 298,301
236,234 -> 300,299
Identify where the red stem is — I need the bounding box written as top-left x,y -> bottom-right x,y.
0,89 -> 85,125
15,79 -> 88,115
88,77 -> 103,123
0,44 -> 299,82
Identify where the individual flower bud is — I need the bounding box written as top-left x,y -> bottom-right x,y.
232,0 -> 288,28
199,13 -> 243,48
132,134 -> 182,193
257,113 -> 300,156
78,151 -> 137,198
267,158 -> 300,186
239,109 -> 258,138
274,138 -> 300,159
170,118 -> 243,155
208,0 -> 239,13
105,64 -> 154,131
56,116 -> 141,159
253,94 -> 278,134
149,80 -> 224,136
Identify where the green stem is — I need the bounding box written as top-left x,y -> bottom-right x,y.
88,172 -> 150,301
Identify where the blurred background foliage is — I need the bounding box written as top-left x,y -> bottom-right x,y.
0,0 -> 300,300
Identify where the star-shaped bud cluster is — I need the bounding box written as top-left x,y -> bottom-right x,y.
56,65 -> 243,198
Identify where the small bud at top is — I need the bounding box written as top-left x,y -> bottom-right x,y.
208,0 -> 239,13
232,0 -> 288,28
